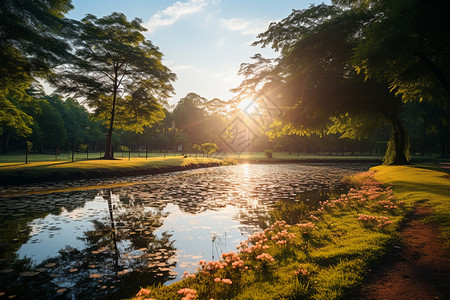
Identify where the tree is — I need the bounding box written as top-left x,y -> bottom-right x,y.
0,0 -> 74,145
201,143 -> 218,157
23,98 -> 67,152
55,12 -> 175,159
0,0 -> 74,87
173,93 -> 208,144
236,4 -> 411,164
341,0 -> 450,103
0,89 -> 33,152
344,0 -> 450,156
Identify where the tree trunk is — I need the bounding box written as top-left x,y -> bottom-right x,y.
2,132 -> 10,153
389,115 -> 409,165
104,80 -> 118,159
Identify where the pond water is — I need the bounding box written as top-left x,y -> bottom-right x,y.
0,163 -> 373,299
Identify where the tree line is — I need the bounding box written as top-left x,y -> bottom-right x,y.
1,0 -> 449,162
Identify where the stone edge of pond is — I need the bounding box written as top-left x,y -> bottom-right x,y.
0,162 -> 224,187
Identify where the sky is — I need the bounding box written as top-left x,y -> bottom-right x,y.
66,0 -> 323,106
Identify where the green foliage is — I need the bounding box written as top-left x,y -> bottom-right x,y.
235,3 -> 415,164
55,12 -> 175,158
0,0 -> 74,87
78,144 -> 88,152
328,113 -> 383,140
201,142 -> 218,155
0,90 -> 33,137
350,0 -> 450,105
23,98 -> 67,149
118,145 -> 129,152
173,93 -> 229,147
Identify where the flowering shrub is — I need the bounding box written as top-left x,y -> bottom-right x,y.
358,214 -> 392,230
256,253 -> 275,263
295,265 -> 311,284
135,288 -> 153,299
177,288 -> 197,300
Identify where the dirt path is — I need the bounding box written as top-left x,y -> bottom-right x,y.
357,206 -> 450,299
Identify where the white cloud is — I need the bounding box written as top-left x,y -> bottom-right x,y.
215,37 -> 225,47
145,0 -> 207,33
170,64 -> 193,71
219,17 -> 273,35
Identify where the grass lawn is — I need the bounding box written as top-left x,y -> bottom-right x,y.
224,152 -> 446,163
132,164 -> 450,300
0,156 -> 227,186
0,151 -> 186,163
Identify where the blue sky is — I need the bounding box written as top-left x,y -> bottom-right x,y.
67,0 -> 323,105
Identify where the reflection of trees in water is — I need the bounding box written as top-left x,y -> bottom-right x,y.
0,191 -> 98,276
0,190 -> 177,300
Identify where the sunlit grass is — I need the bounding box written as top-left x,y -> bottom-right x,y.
0,156 -> 222,170
372,165 -> 450,246
0,156 -> 229,187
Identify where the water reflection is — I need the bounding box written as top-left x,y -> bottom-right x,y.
0,163 -> 373,299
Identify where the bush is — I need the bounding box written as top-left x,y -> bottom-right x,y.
264,149 -> 273,158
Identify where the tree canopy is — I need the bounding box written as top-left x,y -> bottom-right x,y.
55,12 -> 176,158
0,0 -> 75,143
234,1 -> 449,164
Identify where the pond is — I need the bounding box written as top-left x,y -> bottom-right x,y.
0,163 -> 374,299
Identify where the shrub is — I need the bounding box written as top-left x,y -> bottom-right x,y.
264,149 -> 273,158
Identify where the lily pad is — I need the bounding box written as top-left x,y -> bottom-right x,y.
0,269 -> 14,274
20,271 -> 40,277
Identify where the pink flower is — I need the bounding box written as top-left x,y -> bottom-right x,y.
136,288 -> 151,296
256,253 -> 275,262
177,288 -> 197,300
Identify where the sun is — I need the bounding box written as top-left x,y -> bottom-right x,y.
238,99 -> 258,114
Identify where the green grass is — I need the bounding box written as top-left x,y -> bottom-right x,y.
0,156 -> 229,186
0,151 -> 188,163
372,165 -> 450,246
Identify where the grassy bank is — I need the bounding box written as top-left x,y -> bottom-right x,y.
0,156 -> 230,186
372,165 -> 450,247
132,165 -> 449,300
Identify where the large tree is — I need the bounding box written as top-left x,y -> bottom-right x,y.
235,4 -> 411,164
55,13 -> 175,159
343,0 -> 450,155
